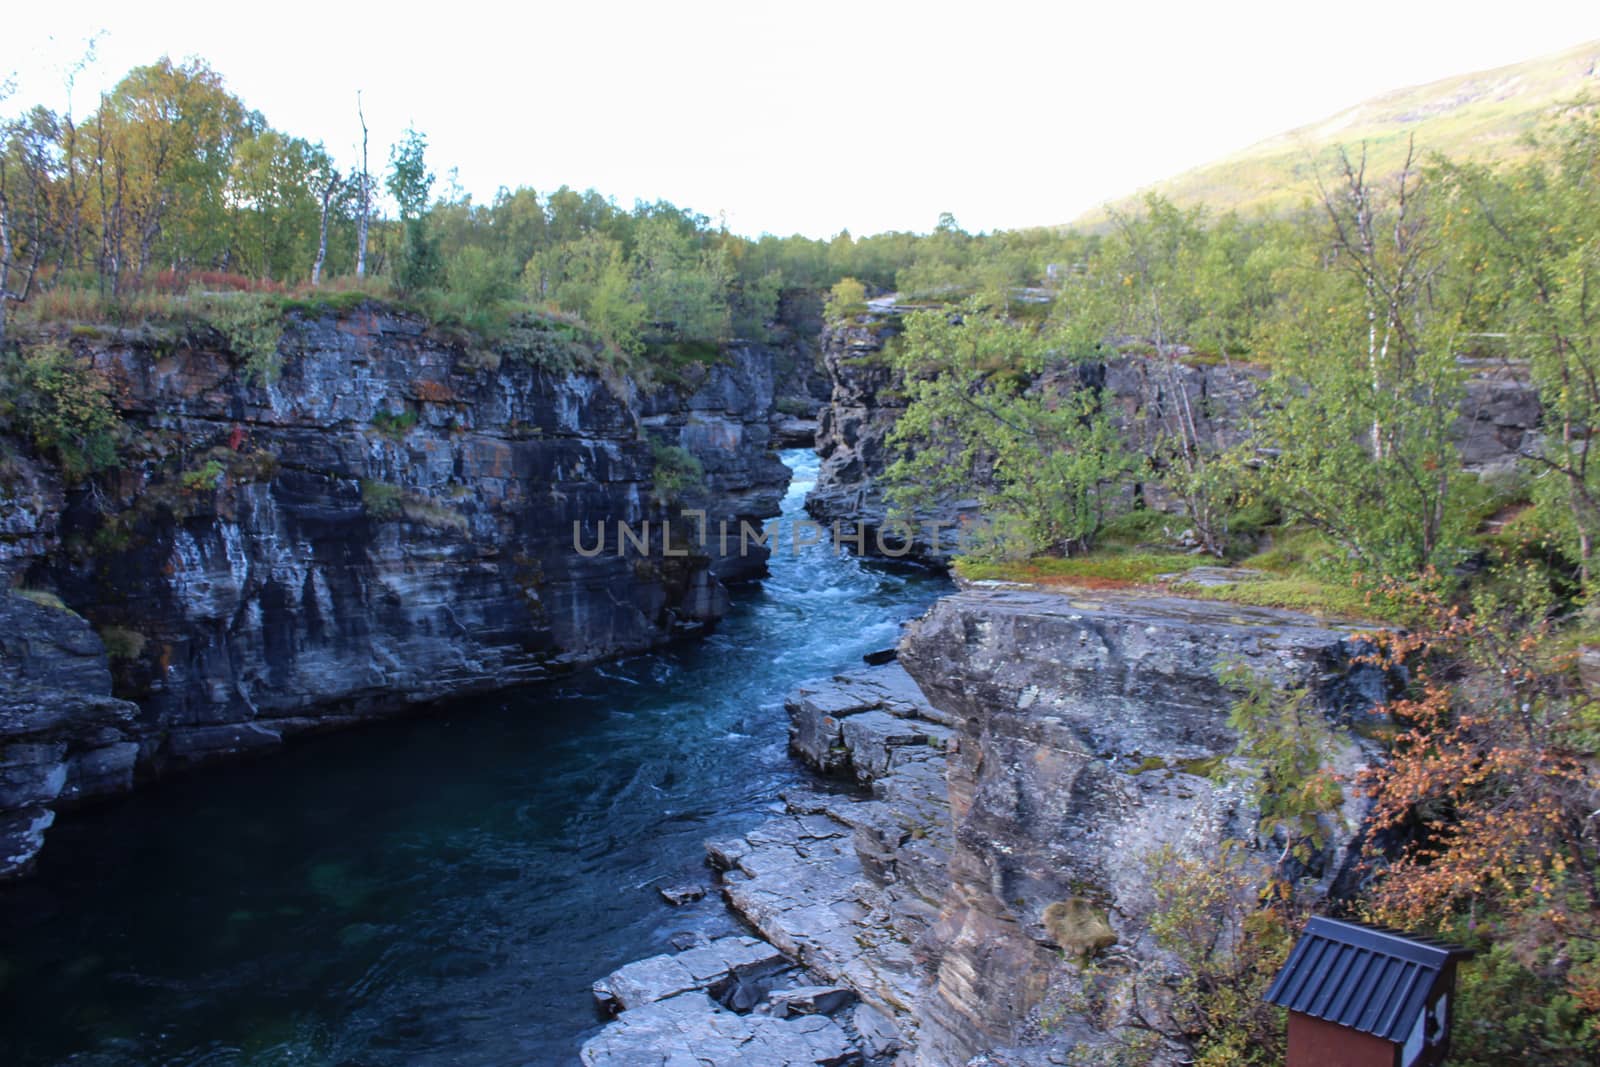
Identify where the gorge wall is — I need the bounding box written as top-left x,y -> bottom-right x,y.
807,309 -> 1544,563
0,302 -> 803,877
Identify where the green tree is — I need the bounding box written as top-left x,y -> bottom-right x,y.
387,126 -> 441,292
529,232 -> 644,354
885,304 -> 1135,557
1251,144 -> 1469,579
631,214 -> 730,347
823,276 -> 866,323
1441,108 -> 1600,588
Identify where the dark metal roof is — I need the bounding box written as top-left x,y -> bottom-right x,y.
1264,917 -> 1473,1044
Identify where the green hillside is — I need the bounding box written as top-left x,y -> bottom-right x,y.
1076,38 -> 1600,225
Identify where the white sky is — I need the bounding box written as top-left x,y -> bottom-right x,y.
7,1 -> 1600,238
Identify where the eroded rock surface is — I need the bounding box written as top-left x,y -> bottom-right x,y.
0,591 -> 140,878
592,588 -> 1397,1066
897,588 -> 1393,1066
0,304 -> 792,872
585,662 -> 952,1065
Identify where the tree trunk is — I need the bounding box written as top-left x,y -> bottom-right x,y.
355,94 -> 369,279
0,177 -> 12,353
312,172 -> 340,286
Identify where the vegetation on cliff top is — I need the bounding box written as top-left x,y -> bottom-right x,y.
892,106 -> 1600,1062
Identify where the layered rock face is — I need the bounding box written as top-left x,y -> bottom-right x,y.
0,304 -> 791,875
807,309 -> 1544,561
0,591 -> 141,878
897,588 -> 1392,1066
583,662 -> 954,1066
587,584 -> 1394,1065
805,316 -> 970,561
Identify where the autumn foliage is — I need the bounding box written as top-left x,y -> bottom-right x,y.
1356,588 -> 1600,1060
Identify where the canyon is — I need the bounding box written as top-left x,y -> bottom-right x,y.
0,300 -> 1545,1065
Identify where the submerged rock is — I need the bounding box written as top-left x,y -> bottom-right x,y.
659,883 -> 708,906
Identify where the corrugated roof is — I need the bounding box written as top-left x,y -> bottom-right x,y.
1264,917 -> 1472,1044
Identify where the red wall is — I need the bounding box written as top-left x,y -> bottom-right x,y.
1288,1012 -> 1399,1067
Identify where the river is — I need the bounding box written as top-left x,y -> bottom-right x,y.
0,449 -> 948,1066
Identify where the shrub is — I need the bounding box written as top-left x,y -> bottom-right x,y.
0,344 -> 122,481
194,292 -> 285,385
180,459 -> 226,493
360,479 -> 404,520
370,409 -> 419,437
824,277 -> 867,323
650,442 -> 704,504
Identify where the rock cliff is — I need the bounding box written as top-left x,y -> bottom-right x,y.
587,585 -> 1398,1065
897,588 -> 1393,1065
0,303 -> 792,876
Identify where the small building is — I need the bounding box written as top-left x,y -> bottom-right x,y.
1264,916 -> 1474,1067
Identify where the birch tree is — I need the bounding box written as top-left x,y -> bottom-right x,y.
311,163 -> 341,286
354,92 -> 369,278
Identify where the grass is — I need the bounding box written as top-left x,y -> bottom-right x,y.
1161,525 -> 1403,621
955,551 -> 1201,588
1167,574 -> 1392,622
950,520 -> 1410,621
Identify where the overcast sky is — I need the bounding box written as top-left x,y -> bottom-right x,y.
8,1 -> 1600,238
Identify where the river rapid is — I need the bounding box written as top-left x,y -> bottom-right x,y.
0,449 -> 948,1066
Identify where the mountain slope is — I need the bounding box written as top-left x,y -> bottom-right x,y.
1075,39 -> 1600,225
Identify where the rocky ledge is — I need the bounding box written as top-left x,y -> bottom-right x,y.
585,586 -> 1397,1065
583,661 -> 950,1066
0,591 -> 141,878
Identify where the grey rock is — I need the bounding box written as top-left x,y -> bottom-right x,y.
580,991 -> 860,1067
2,305 -> 797,875
0,592 -> 140,879
659,883 -> 707,906
897,587 -> 1394,1066
769,985 -> 858,1017
593,935 -> 792,1014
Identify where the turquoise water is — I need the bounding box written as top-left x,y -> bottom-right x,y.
0,450 -> 948,1066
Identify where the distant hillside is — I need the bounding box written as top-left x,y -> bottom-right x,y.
1075,39 -> 1600,226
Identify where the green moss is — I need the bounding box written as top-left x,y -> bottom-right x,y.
179,459 -> 225,493
1175,756 -> 1227,779
13,587 -> 70,613
1169,575 -> 1393,622
98,625 -> 147,661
